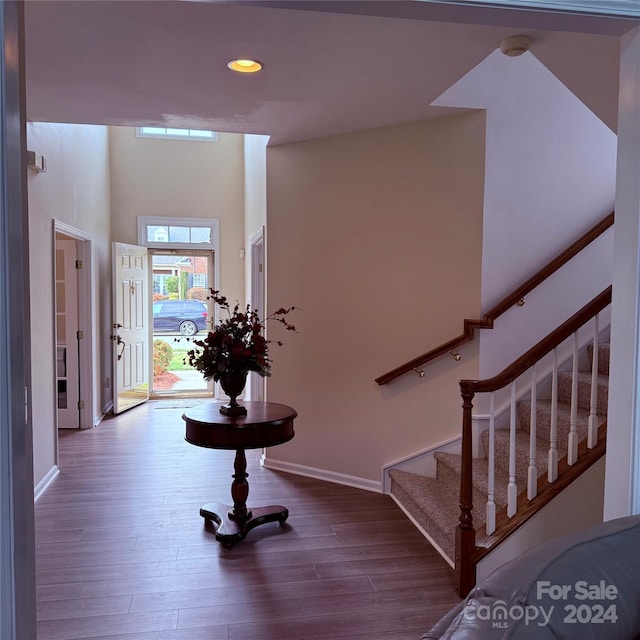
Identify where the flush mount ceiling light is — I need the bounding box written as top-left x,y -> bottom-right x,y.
227,58 -> 263,73
499,35 -> 532,57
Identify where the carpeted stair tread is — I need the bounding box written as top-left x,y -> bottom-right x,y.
480,428 -> 552,480
517,399 -> 595,450
435,451 -> 511,514
389,469 -> 458,561
587,342 -> 610,376
557,371 -> 608,413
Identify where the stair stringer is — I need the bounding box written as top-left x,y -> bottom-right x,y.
388,491 -> 455,569
476,456 -> 606,583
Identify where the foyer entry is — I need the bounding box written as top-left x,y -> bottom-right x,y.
150,249 -> 213,396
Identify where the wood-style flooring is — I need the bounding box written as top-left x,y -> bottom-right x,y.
35,400 -> 460,640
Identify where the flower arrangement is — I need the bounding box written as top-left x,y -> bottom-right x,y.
186,289 -> 297,382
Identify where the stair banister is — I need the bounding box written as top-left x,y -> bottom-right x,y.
486,393 -> 496,535
588,315 -> 600,448
549,348 -> 559,482
528,364 -> 538,501
569,333 -> 580,464
507,382 -> 517,516
375,211 -> 614,386
459,287 -> 611,396
455,286 -> 612,596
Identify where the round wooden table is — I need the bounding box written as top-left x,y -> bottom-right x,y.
183,401 -> 296,548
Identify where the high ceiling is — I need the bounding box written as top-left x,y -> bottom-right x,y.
24,1 -> 637,145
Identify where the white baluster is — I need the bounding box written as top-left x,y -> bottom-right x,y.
528,364 -> 537,500
507,381 -> 517,517
486,392 -> 496,535
588,314 -> 599,449
568,331 -> 579,465
548,348 -> 558,482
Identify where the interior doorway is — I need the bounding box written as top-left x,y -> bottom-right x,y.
248,227 -> 265,401
53,221 -> 93,431
150,249 -> 214,396
54,235 -> 79,428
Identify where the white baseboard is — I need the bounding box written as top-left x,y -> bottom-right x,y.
389,493 -> 454,568
94,401 -> 113,427
34,465 -> 59,502
262,456 -> 382,493
381,435 -> 461,494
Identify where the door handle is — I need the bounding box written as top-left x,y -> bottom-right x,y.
116,336 -> 126,361
110,330 -> 126,361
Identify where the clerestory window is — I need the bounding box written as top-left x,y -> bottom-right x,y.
138,217 -> 219,250
136,127 -> 219,141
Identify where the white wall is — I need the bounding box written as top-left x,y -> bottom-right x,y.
265,113 -> 486,486
479,231 -> 613,382
605,26 -> 640,520
434,51 -> 617,378
244,135 -> 269,401
26,123 -> 111,487
108,127 -> 246,304
244,134 -> 269,298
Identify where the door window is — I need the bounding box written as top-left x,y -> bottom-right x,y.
138,217 -> 219,397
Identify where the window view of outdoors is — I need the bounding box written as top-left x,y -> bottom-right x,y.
151,252 -> 211,394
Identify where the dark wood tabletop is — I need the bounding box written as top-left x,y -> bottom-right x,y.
183,401 -> 297,450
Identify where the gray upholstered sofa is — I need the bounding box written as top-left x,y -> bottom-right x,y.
423,514 -> 640,639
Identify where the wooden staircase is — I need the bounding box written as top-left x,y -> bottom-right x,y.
389,340 -> 609,586
377,214 -> 614,595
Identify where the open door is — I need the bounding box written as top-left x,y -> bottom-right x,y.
112,242 -> 149,413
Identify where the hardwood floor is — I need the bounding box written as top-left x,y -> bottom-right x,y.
35,400 -> 460,640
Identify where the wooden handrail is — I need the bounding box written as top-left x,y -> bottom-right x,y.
460,286 -> 612,395
375,211 -> 614,385
483,212 -> 613,319
455,285 -> 611,596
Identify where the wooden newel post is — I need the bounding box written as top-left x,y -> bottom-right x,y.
455,384 -> 476,597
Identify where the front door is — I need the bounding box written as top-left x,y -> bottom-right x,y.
150,249 -> 212,395
112,242 -> 149,413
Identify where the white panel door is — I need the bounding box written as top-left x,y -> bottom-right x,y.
113,242 -> 149,414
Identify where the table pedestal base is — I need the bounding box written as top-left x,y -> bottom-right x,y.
200,502 -> 289,548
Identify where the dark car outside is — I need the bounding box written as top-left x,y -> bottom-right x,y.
152,299 -> 208,336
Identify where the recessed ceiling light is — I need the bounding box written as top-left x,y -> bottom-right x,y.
227,59 -> 263,73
